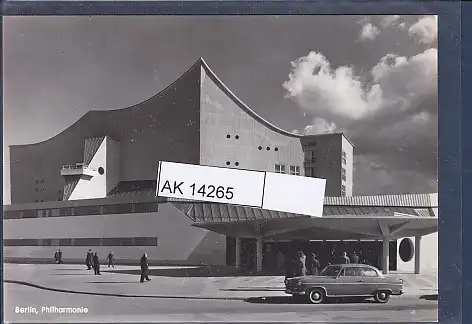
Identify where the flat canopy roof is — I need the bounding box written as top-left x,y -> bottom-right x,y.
170,193 -> 438,240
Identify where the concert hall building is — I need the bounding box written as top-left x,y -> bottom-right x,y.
4,58 -> 438,274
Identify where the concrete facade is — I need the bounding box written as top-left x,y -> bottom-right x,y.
300,134 -> 354,197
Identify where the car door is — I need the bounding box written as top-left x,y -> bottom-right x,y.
337,267 -> 363,296
360,267 -> 381,295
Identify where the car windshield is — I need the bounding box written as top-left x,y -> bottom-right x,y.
320,265 -> 342,277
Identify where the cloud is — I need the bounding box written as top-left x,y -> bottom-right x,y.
359,23 -> 380,41
381,15 -> 401,28
283,48 -> 437,194
303,118 -> 337,135
408,16 -> 437,44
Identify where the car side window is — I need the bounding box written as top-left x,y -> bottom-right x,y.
344,267 -> 362,276
361,268 -> 378,277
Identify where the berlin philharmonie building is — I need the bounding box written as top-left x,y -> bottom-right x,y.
3,58 -> 438,275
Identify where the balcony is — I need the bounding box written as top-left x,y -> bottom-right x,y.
61,163 -> 99,177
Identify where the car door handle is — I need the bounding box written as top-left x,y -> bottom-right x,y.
357,280 -> 364,283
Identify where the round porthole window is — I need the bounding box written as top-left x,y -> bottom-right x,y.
235,162 -> 239,166
226,161 -> 230,166
226,134 -> 231,139
235,135 -> 240,139
275,147 -> 279,151
399,238 -> 414,262
258,146 -> 262,150
98,167 -> 105,175
266,146 -> 270,151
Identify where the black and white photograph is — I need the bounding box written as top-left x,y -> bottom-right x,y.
3,14 -> 438,323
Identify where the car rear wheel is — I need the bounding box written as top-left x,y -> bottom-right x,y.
374,291 -> 391,303
307,288 -> 325,304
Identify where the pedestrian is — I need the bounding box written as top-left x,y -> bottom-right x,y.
57,249 -> 63,264
294,251 -> 307,277
140,253 -> 151,282
106,251 -> 115,268
339,252 -> 350,264
54,250 -> 59,264
350,251 -> 360,264
309,253 -> 321,276
85,249 -> 93,270
92,252 -> 101,275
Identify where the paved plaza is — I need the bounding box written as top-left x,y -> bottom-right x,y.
3,263 -> 438,323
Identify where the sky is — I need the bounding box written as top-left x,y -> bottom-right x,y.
2,15 -> 438,204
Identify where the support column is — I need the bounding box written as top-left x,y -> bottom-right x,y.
256,238 -> 263,272
235,237 -> 241,269
382,237 -> 390,275
414,235 -> 421,274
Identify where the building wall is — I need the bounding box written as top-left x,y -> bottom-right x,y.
199,66 -> 304,174
9,63 -> 202,204
68,138 -> 108,200
300,134 -> 343,196
3,203 -> 226,265
396,233 -> 438,273
105,136 -> 122,194
341,135 -> 354,197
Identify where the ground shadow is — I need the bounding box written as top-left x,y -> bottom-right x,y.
104,266 -> 284,278
52,273 -> 93,276
244,296 -> 376,304
84,281 -> 137,284
420,294 -> 438,301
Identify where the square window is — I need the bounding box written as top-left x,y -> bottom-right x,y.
275,164 -> 286,174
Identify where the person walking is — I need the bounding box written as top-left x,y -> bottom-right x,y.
106,251 -> 115,268
85,249 -> 93,270
92,252 -> 101,275
140,253 -> 151,282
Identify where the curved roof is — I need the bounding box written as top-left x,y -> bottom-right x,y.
12,58 -> 301,148
199,58 -> 301,138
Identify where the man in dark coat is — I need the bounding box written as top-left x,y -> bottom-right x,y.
86,249 -> 93,270
140,253 -> 151,282
309,253 -> 321,275
294,251 -> 307,277
92,252 -> 101,275
350,252 -> 360,264
106,251 -> 115,268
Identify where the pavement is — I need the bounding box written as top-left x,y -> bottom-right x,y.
3,263 -> 438,300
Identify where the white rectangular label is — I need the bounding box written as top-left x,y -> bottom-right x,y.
156,161 -> 266,207
262,172 -> 326,217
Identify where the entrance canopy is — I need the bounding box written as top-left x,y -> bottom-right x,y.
170,193 -> 438,240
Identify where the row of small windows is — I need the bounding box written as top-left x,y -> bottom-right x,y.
226,134 -> 240,139
226,161 -> 240,166
275,164 -> 301,175
258,146 -> 279,152
342,151 -> 347,165
3,202 -> 160,220
341,184 -> 346,197
342,167 -> 347,181
4,237 -> 158,247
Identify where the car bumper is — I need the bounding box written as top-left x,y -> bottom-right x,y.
285,288 -> 306,295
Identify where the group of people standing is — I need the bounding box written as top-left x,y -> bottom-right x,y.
85,250 -> 116,275
285,250 -> 362,279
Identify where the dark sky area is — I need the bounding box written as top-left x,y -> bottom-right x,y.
3,15 -> 438,203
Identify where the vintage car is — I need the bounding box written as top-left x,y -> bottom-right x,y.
285,264 -> 403,304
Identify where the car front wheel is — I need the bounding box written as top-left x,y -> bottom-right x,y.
307,288 -> 325,304
374,291 -> 391,303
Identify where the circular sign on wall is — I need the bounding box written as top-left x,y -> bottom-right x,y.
399,238 -> 414,262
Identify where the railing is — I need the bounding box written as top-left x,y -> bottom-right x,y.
62,163 -> 89,170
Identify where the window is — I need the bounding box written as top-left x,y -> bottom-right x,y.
290,166 -> 300,175
235,135 -> 239,139
235,162 -> 240,166
258,146 -> 262,150
305,167 -> 315,177
266,146 -> 270,151
343,267 -> 362,276
341,168 -> 346,181
226,161 -> 230,165
226,134 -> 231,139
341,185 -> 346,197
275,164 -> 286,174
342,151 -> 347,165
274,147 -> 279,152
361,268 -> 379,277
304,150 -> 315,163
